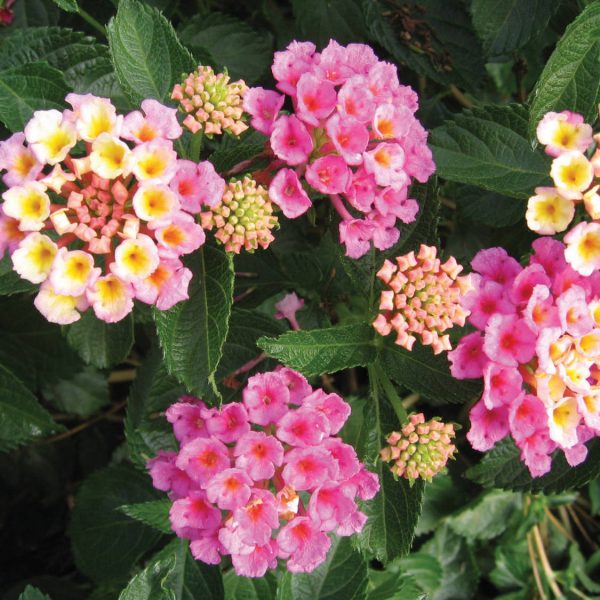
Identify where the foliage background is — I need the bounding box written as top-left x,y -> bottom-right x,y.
0,0 -> 599,599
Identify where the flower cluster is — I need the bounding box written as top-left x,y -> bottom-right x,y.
527,110 -> 600,276
380,413 -> 456,483
449,238 -> 600,477
243,40 -> 435,259
200,175 -> 277,253
147,367 -> 379,577
0,94 -> 226,324
372,245 -> 472,354
172,66 -> 248,137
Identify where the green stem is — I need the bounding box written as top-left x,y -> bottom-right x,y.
189,130 -> 204,162
371,362 -> 408,425
78,7 -> 106,37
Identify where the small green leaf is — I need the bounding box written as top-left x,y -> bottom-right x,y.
430,104 -> 551,199
66,312 -> 134,369
118,538 -> 224,600
154,245 -> 234,397
258,323 -> 377,377
70,463 -> 163,583
107,0 -> 195,104
0,61 -> 68,132
119,499 -> 172,534
277,536 -> 368,600
18,586 -> 52,600
0,363 -> 63,452
529,2 -> 600,137
51,0 -> 78,12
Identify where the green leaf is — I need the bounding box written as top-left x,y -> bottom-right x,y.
118,538 -> 223,600
9,0 -> 59,29
466,436 -> 600,493
357,385 -> 424,563
380,338 -> 481,404
277,536 -> 368,600
489,541 -> 530,591
529,1 -> 600,137
364,0 -> 487,92
258,323 -> 377,377
0,255 -> 35,295
154,245 -> 234,397
208,140 -> 267,174
470,0 -> 559,58
457,186 -> 526,228
107,0 -> 195,104
430,104 -> 551,199
66,312 -> 134,369
447,490 -> 523,541
291,0 -> 367,47
224,571 -> 277,600
179,13 -> 272,84
119,499 -> 172,534
397,554 -> 444,592
0,363 -> 62,452
18,586 -> 52,600
51,0 -> 78,12
70,463 -> 163,583
0,61 -> 69,132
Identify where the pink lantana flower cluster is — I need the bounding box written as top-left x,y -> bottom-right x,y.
0,94 -> 225,324
449,238 -> 600,477
380,413 -> 456,484
372,244 -> 472,354
147,367 -> 379,577
243,40 -> 435,259
527,109 -> 600,276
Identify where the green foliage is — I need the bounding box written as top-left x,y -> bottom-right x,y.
224,571 -> 277,600
119,499 -> 172,534
18,586 -> 52,600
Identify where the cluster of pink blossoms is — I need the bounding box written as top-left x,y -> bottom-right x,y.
373,245 -> 472,354
243,40 -> 435,259
527,109 -> 600,277
0,94 -> 226,324
449,238 -> 600,477
147,367 -> 379,577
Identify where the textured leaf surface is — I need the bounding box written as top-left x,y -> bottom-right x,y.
154,245 -> 234,396
70,463 -> 163,583
471,0 -> 559,58
52,0 -> 78,12
118,539 -> 223,600
258,323 -> 377,377
430,104 -> 551,199
119,499 -> 172,534
529,2 -> 600,137
224,571 -> 277,600
66,312 -> 134,369
18,586 -> 52,600
277,536 -> 368,600
0,61 -> 68,131
107,0 -> 195,104
0,363 -> 62,452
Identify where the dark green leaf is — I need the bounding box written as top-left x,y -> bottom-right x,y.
70,463 -> 163,583
258,322 -> 377,377
0,363 -> 62,452
0,254 -> 35,295
457,187 -> 526,228
208,141 -> 267,174
470,0 -> 559,58
179,13 -> 272,84
154,245 -> 234,397
119,499 -> 171,534
277,536 -> 368,600
118,538 -> 224,600
0,62 -> 68,132
397,554 -> 443,592
430,104 -> 551,199
529,2 -> 600,137
51,0 -> 78,12
66,312 -> 134,369
224,571 -> 277,600
18,586 -> 52,600
107,0 -> 195,104
9,0 -> 59,29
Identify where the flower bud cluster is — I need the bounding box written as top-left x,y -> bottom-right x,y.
380,413 -> 456,483
147,367 -> 379,577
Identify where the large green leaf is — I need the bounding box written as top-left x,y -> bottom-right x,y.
70,463 -> 163,583
430,104 -> 551,199
154,245 -> 234,397
277,536 -> 368,600
529,2 -> 600,137
224,571 -> 277,600
357,382 -> 424,564
119,499 -> 172,534
179,13 -> 272,84
456,186 -> 525,228
0,363 -> 62,452
66,312 -> 134,369
0,61 -> 68,131
118,538 -> 223,600
258,322 -> 377,377
470,0 -> 559,58
107,0 -> 195,104
466,436 -> 600,493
